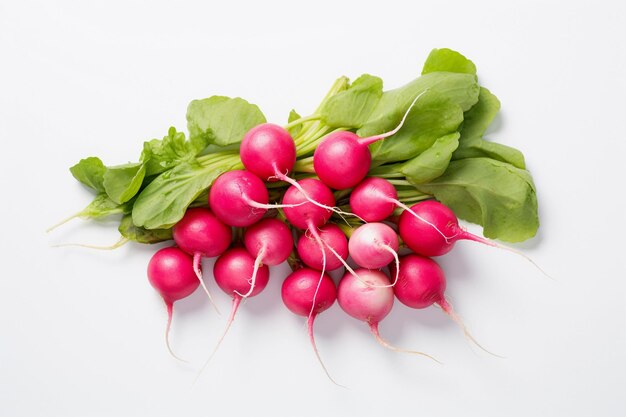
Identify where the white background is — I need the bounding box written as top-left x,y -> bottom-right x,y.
2,1 -> 625,416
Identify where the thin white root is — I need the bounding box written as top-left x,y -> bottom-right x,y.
194,296 -> 242,384
193,253 -> 221,315
242,194 -> 307,210
46,213 -> 80,233
164,302 -> 188,363
51,236 -> 129,250
359,90 -> 429,146
381,244 -> 400,288
235,246 -> 265,299
369,322 -> 441,364
307,315 -> 346,387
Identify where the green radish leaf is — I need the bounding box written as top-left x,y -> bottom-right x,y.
103,162 -> 146,204
287,109 -> 303,137
422,48 -> 477,75
141,127 -> 210,176
80,193 -> 133,219
186,96 -> 266,147
118,214 -> 172,244
320,74 -> 383,128
132,161 -> 236,229
365,92 -> 465,163
416,158 -> 539,242
454,87 -> 526,169
401,133 -> 460,184
70,157 -> 107,192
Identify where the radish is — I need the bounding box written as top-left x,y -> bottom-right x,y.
147,246 -> 200,361
241,218 -> 293,298
390,253 -> 495,355
313,91 -> 427,190
196,247 -> 270,379
297,223 -> 348,271
281,268 -> 341,385
337,268 -> 438,361
348,222 -> 399,271
208,170 -> 304,227
172,208 -> 231,311
398,200 -> 544,273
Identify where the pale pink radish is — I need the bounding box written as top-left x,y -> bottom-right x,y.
337,268 -> 438,361
313,91 -> 428,190
172,208 -> 231,311
147,246 -> 200,361
281,268 -> 341,385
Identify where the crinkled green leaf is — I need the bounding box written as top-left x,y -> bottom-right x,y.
132,160 -> 238,229
320,74 -> 383,128
401,133 -> 460,184
422,48 -> 477,75
365,91 -> 465,163
70,157 -> 106,192
454,87 -> 525,169
186,96 -> 266,147
118,214 -> 172,244
141,127 -> 209,176
416,158 -> 539,242
103,162 -> 146,204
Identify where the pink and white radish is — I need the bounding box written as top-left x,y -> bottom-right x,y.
147,246 -> 200,360
172,208 -> 231,310
390,253 -> 495,355
337,268 -> 437,361
313,92 -> 428,190
348,222 -> 399,275
208,170 -> 304,227
297,223 -> 348,271
281,268 -> 340,384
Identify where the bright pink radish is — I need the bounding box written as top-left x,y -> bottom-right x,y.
350,177 -> 397,222
281,268 -> 340,384
297,224 -> 348,271
282,178 -> 335,230
390,253 -> 495,355
240,123 -> 296,181
398,200 -> 494,257
196,247 -> 270,379
241,218 -> 293,298
147,247 -> 200,360
337,268 -> 437,361
173,208 -> 231,310
313,91 -> 427,190
348,223 -> 400,282
209,170 -> 269,227
244,218 -> 293,266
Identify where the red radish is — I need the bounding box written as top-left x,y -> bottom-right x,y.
281,268 -> 340,385
147,246 -> 200,361
197,247 -> 270,379
172,208 -> 231,311
390,253 -> 495,355
240,218 -> 293,298
337,268 -> 438,361
313,91 -> 428,190
209,170 -> 305,227
240,123 -> 296,182
297,224 -> 348,271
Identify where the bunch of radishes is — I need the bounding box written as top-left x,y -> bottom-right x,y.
147,120 -> 511,381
